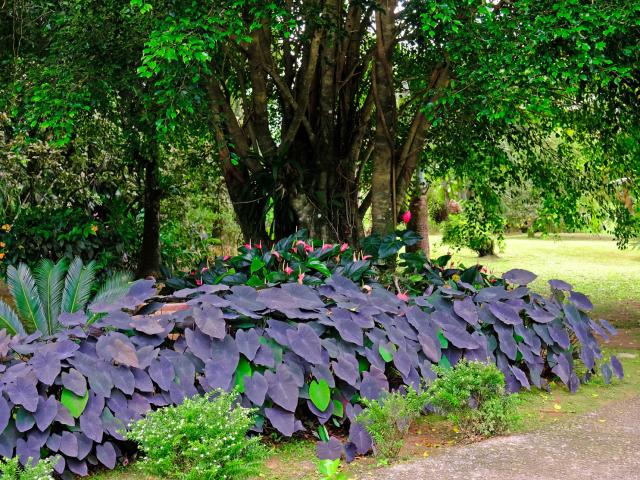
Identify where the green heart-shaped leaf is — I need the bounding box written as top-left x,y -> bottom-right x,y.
60,388 -> 89,418
309,379 -> 331,411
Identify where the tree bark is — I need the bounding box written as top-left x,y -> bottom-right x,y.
408,171 -> 430,257
371,0 -> 398,236
136,145 -> 162,279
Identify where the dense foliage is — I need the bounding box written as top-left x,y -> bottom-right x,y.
2,0 -> 638,264
163,228 -> 421,290
0,254 -> 621,475
126,389 -> 266,479
0,257 -> 132,336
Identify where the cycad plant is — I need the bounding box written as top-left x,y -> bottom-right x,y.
0,257 -> 132,336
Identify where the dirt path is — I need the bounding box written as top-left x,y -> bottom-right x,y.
360,394 -> 640,480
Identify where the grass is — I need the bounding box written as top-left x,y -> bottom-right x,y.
88,235 -> 640,479
430,233 -> 640,327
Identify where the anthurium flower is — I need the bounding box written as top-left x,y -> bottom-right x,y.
402,210 -> 411,224
340,243 -> 349,253
297,272 -> 305,285
284,265 -> 294,275
396,291 -> 409,302
272,250 -> 281,260
362,255 -> 372,260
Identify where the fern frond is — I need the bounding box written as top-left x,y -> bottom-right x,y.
7,264 -> 47,334
35,258 -> 67,334
90,271 -> 133,308
0,300 -> 25,336
62,258 -> 97,313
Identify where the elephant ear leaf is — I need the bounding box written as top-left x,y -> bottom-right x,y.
35,258 -> 67,335
0,300 -> 25,336
62,258 -> 97,314
7,263 -> 46,334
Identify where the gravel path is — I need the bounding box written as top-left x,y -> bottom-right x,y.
360,395 -> 640,480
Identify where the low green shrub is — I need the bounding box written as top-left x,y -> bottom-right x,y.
356,387 -> 430,459
125,389 -> 266,480
0,456 -> 58,480
428,361 -> 520,436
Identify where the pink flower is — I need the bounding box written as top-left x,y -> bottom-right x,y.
201,267 -> 209,273
396,291 -> 409,302
340,243 -> 349,253
243,242 -> 252,249
284,265 -> 294,275
402,210 -> 412,225
362,285 -> 372,293
223,255 -> 231,261
297,272 -> 305,285
272,250 -> 281,260
195,279 -> 203,286
362,255 -> 372,260
304,244 -> 314,253
256,241 -> 263,250
322,243 -> 333,251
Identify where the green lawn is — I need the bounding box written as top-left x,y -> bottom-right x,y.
430,234 -> 640,327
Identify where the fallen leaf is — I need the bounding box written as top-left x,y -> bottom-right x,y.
553,403 -> 562,411
423,452 -> 430,458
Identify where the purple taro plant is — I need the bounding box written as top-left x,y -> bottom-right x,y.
0,269 -> 622,474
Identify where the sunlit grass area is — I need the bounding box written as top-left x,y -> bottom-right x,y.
430,234 -> 640,327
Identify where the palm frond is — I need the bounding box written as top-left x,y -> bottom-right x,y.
62,258 -> 97,313
90,271 -> 133,308
35,258 -> 67,334
0,300 -> 25,336
6,264 -> 47,334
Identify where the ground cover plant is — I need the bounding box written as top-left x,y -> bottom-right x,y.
0,237 -> 621,475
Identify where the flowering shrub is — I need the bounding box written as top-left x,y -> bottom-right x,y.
0,205 -> 139,275
125,389 -> 266,480
163,228 -> 421,290
0,455 -> 57,480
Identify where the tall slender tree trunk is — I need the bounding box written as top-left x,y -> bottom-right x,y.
137,146 -> 162,278
408,170 -> 430,257
371,0 -> 398,235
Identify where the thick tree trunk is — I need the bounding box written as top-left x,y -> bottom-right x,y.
136,147 -> 161,279
371,0 -> 398,236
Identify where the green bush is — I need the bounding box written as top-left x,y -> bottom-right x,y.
428,361 -> 520,436
442,198 -> 505,257
125,389 -> 266,480
0,456 -> 58,480
356,387 -> 429,459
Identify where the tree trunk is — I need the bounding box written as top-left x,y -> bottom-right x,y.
136,146 -> 162,279
408,172 -> 430,257
371,0 -> 398,236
